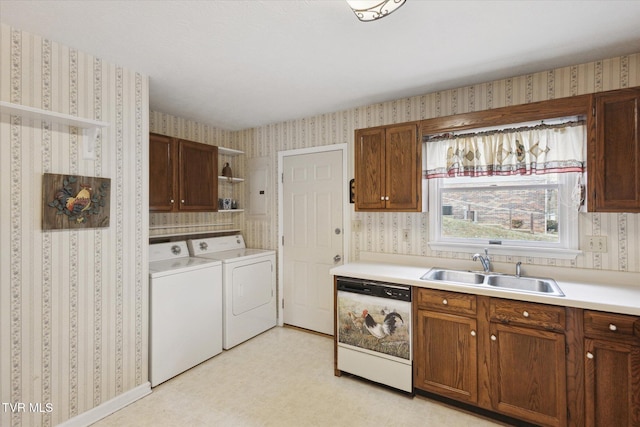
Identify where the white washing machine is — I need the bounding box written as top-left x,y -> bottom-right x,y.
149,241 -> 222,387
188,235 -> 276,349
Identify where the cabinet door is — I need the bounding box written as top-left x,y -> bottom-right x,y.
386,124 -> 420,211
355,128 -> 386,210
591,88 -> 640,212
149,133 -> 176,212
178,140 -> 218,211
415,309 -> 478,403
585,338 -> 640,427
490,323 -> 567,427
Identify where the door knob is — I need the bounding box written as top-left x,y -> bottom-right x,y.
333,255 -> 342,263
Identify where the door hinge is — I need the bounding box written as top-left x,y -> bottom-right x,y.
592,105 -> 596,116
282,299 -> 284,309
281,173 -> 284,183
282,235 -> 284,246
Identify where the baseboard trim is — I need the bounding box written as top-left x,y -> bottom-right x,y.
57,382 -> 151,427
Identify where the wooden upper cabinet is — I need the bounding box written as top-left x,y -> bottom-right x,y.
354,123 -> 421,211
178,140 -> 218,211
589,87 -> 640,212
149,133 -> 218,212
355,127 -> 386,210
149,133 -> 177,212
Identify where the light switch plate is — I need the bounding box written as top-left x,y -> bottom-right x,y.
583,235 -> 608,253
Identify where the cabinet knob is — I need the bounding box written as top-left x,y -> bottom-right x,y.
522,310 -> 530,318
380,196 -> 385,201
586,352 -> 594,359
491,334 -> 497,341
385,196 -> 389,201
181,199 -> 185,203
442,298 -> 448,305
470,330 -> 476,337
609,323 -> 617,331
170,199 -> 175,203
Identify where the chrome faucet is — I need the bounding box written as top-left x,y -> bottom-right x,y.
472,248 -> 491,273
515,261 -> 522,277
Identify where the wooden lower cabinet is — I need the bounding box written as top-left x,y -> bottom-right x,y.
415,289 -> 569,426
584,309 -> 640,427
415,309 -> 478,403
490,323 -> 567,426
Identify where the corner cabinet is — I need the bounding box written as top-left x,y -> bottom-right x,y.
149,133 -> 218,212
583,310 -> 640,427
589,87 -> 640,212
354,123 -> 422,211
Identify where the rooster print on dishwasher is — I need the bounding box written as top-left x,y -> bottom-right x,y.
338,292 -> 410,360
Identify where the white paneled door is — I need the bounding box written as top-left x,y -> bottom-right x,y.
283,149 -> 343,335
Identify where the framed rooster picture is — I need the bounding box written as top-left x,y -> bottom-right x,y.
42,173 -> 111,230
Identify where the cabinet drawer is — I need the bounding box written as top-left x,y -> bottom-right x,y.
490,299 -> 565,331
416,288 -> 476,316
584,310 -> 640,342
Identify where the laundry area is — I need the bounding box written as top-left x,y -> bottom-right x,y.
149,235 -> 276,386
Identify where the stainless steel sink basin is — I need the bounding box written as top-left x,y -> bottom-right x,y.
420,268 -> 485,285
420,268 -> 564,296
486,275 -> 565,296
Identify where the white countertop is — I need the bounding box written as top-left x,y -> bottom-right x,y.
331,256 -> 640,316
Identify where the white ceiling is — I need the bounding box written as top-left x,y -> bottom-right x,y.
2,0 -> 640,131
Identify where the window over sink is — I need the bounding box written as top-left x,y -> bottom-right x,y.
425,118 -> 585,259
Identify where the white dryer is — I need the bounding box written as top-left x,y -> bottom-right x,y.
149,241 -> 222,387
188,235 -> 276,349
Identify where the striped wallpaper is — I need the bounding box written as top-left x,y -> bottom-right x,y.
237,53 -> 640,273
0,24 -> 149,427
152,54 -> 640,273
4,18 -> 638,427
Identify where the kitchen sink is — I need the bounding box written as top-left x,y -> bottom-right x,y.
420,268 -> 564,296
420,268 -> 486,285
486,275 -> 564,296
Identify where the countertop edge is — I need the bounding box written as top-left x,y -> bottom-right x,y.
331,262 -> 640,316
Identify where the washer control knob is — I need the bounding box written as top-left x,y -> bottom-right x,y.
171,245 -> 181,255
199,242 -> 208,251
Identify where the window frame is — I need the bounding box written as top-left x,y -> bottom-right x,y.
419,95 -> 592,260
428,173 -> 581,259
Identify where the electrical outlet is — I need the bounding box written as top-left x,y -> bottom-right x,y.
352,220 -> 362,233
403,229 -> 410,242
584,235 -> 608,253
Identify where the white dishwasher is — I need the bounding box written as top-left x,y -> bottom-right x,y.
336,276 -> 412,392
149,241 -> 222,387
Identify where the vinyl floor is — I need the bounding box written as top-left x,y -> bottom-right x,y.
92,326 -> 507,426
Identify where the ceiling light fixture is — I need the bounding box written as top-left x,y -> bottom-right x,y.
346,0 -> 406,22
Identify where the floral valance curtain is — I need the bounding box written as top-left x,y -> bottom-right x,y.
425,121 -> 586,179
